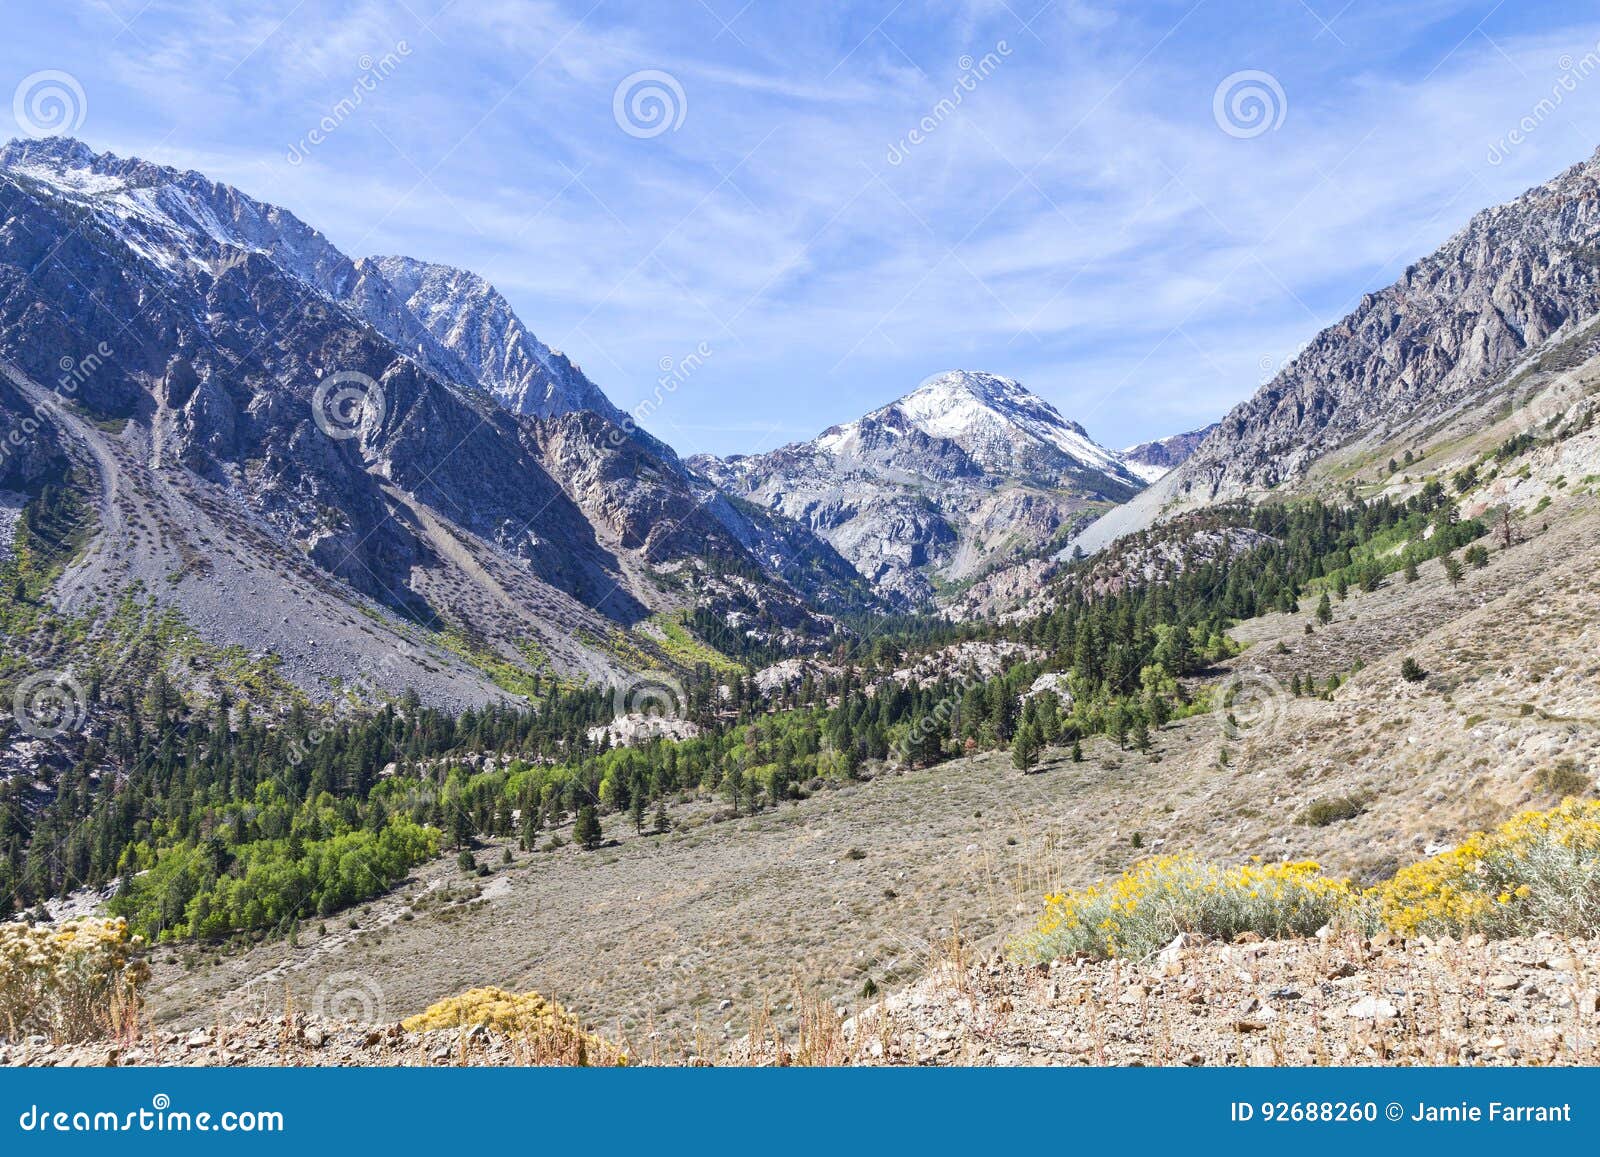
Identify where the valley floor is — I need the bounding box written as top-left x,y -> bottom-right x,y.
37,496 -> 1600,1063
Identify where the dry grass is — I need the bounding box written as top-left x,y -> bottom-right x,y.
126,501 -> 1599,1059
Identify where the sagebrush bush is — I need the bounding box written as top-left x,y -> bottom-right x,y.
1014,801 -> 1600,963
1295,793 -> 1369,827
1371,798 -> 1600,939
0,918 -> 148,1042
402,986 -> 625,1065
1010,854 -> 1357,962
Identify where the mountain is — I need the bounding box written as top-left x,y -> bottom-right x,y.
368,255 -> 626,424
692,370 -> 1143,605
1073,145 -> 1600,556
0,138 -> 867,707
1119,424 -> 1218,483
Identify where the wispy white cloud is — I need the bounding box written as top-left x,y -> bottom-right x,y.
12,0 -> 1600,452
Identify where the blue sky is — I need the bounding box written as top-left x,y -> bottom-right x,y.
6,1 -> 1600,457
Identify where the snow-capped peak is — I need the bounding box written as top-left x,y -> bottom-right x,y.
816,370 -> 1140,486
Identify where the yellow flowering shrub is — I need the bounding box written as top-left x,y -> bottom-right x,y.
1371,798 -> 1600,939
403,986 -> 624,1065
0,918 -> 148,1042
1015,802 -> 1600,963
1010,853 -> 1358,962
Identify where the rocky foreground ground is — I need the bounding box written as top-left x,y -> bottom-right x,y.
7,931 -> 1599,1067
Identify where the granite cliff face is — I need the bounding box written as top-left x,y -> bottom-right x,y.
0,138 -> 865,701
693,370 -> 1142,605
1073,146 -> 1600,556
1185,150 -> 1600,496
369,254 -> 624,423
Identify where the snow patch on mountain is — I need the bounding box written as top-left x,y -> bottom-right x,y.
370,255 -> 623,423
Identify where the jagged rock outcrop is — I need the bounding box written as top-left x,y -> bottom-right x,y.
1072,145 -> 1600,557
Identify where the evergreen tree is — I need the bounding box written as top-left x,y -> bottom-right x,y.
574,805 -> 602,850
1011,725 -> 1040,772
1315,591 -> 1333,624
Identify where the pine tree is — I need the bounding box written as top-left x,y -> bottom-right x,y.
653,800 -> 670,834
574,805 -> 602,850
1315,591 -> 1333,624
1404,557 -> 1419,583
1070,739 -> 1083,762
1442,552 -> 1463,586
1012,725 -> 1040,772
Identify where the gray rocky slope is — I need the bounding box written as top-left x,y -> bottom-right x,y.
692,370 -> 1143,605
1073,145 -> 1600,555
0,138 -> 870,703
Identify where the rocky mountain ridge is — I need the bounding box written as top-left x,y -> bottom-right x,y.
0,137 -> 865,703
1073,144 -> 1600,555
693,370 -> 1142,605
